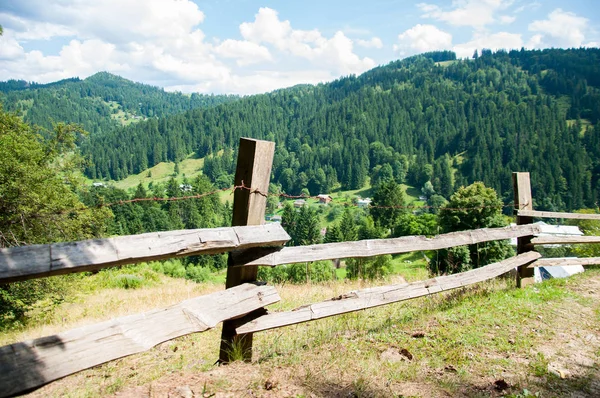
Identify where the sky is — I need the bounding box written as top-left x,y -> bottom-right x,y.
0,0 -> 598,95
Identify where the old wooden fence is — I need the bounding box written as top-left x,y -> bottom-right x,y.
1,138 -> 600,397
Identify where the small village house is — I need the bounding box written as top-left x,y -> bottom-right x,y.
357,198 -> 372,208
317,194 -> 332,204
293,199 -> 306,208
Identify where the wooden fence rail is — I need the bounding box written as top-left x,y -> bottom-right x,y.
0,283 -> 280,398
0,224 -> 290,284
530,257 -> 600,268
237,252 -> 541,334
231,224 -> 543,267
531,236 -> 600,245
517,210 -> 600,220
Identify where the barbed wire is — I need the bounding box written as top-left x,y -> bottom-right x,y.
10,180 -> 528,222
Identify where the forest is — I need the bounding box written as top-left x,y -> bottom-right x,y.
0,72 -> 238,135
36,47 -> 597,212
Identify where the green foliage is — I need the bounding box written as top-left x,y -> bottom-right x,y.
3,49 -> 595,210
394,213 -> 439,237
438,182 -> 504,232
258,261 -> 335,284
346,255 -> 392,280
427,194 -> 448,214
185,265 -> 213,283
0,278 -> 70,326
370,179 -> 407,232
158,260 -> 187,279
339,208 -> 358,241
281,203 -> 322,246
432,182 -> 513,274
0,72 -> 237,136
0,107 -> 110,245
109,274 -> 144,289
0,106 -> 111,323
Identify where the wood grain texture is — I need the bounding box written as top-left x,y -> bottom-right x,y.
0,283 -> 280,398
530,257 -> 600,267
517,210 -> 600,220
236,252 -> 541,334
531,236 -> 600,245
0,224 -> 290,284
513,172 -> 535,287
220,138 -> 276,362
231,224 -> 543,267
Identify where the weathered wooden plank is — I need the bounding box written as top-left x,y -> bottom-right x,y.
531,236 -> 600,245
513,172 -> 535,288
231,224 -> 543,267
0,283 -> 280,398
0,224 -> 290,284
236,252 -> 541,334
518,210 -> 600,220
529,257 -> 600,267
220,138 -> 276,363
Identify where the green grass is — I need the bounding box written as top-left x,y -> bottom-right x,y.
566,118 -> 592,136
6,263 -> 600,397
389,252 -> 430,281
435,60 -> 459,67
111,157 -> 205,191
106,100 -> 145,126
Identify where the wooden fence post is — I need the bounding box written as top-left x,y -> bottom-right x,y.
219,138 -> 275,363
513,172 -> 535,287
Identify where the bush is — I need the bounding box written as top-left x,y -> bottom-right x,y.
1,277 -> 71,325
346,255 -> 392,280
186,265 -> 213,283
162,260 -> 187,278
257,266 -> 288,284
257,261 -> 336,284
109,274 -> 144,289
309,261 -> 336,282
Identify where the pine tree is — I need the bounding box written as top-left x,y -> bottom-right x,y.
370,179 -> 407,232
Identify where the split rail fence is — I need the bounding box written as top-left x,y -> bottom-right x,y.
1,139 -> 600,397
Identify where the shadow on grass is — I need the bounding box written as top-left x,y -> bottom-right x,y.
297,373 -> 395,398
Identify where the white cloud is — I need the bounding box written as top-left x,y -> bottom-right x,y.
514,2 -> 541,14
214,39 -> 273,66
453,31 -> 523,58
0,13 -> 75,41
239,7 -> 375,75
528,8 -> 589,48
499,15 -> 516,25
0,2 -> 380,94
167,69 -> 334,96
357,37 -> 384,49
394,24 -> 453,56
0,34 -> 25,61
417,0 -> 514,29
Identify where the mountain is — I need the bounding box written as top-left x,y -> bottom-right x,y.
78,48 -> 600,211
0,72 -> 238,135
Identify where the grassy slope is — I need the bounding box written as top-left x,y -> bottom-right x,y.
10,267 -> 600,397
109,157 -> 205,191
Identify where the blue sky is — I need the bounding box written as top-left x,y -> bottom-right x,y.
0,1 -> 598,94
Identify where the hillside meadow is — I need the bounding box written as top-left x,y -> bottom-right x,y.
2,261 -> 599,398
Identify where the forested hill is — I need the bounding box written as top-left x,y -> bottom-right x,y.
79,48 -> 599,210
0,72 -> 238,134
